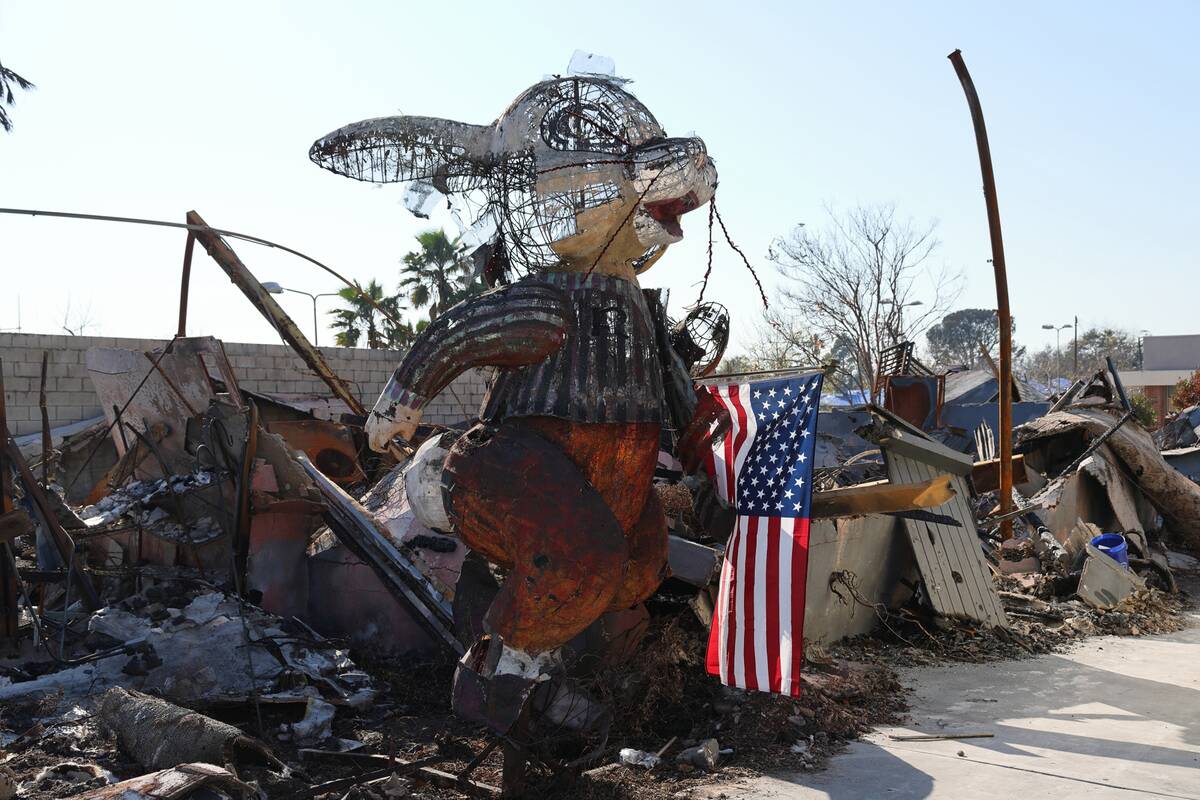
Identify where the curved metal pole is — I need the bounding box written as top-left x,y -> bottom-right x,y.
0,206 -> 403,329
948,49 -> 1014,540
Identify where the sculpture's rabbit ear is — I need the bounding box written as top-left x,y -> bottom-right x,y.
309,115 -> 494,192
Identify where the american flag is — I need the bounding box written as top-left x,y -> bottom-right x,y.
702,372 -> 823,697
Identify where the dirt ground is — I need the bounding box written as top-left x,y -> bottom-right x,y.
0,579 -> 1192,799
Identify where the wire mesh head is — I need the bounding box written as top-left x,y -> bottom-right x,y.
670,302 -> 730,377
311,75 -> 718,280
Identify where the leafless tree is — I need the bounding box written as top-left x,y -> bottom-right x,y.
764,204 -> 962,397
61,297 -> 97,336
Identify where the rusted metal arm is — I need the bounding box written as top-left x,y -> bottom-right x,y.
948,49 -> 1015,540
388,281 -> 572,406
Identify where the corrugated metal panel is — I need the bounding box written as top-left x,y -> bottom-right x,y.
885,450 -> 1008,628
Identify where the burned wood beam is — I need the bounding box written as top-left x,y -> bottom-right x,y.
177,230 -> 196,337
185,210 -> 366,417
811,474 -> 955,519
0,359 -> 17,640
39,352 -> 52,484
970,454 -> 1028,494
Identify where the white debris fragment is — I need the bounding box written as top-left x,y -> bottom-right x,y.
568,50 -> 616,77
281,697 -> 336,744
619,747 -> 660,769
402,180 -> 443,219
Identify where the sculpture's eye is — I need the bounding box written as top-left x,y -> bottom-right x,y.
541,100 -> 630,154
539,79 -> 662,154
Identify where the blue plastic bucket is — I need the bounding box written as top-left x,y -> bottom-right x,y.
1090,533 -> 1130,569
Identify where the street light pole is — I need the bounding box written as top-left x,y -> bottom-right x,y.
1041,323 -> 1072,387
880,298 -> 924,343
1073,316 -> 1079,374
262,282 -> 340,346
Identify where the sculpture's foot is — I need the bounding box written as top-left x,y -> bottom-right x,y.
451,636 -> 556,735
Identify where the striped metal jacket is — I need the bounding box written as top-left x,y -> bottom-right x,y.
385,271 -> 665,425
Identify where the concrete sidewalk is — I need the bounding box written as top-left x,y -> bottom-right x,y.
697,596 -> 1200,799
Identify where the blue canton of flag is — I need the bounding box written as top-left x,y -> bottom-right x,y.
735,374 -> 822,517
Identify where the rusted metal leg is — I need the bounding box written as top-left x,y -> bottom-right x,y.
510,416 -> 667,612
444,420 -> 627,653
500,704 -> 531,798
608,488 -> 668,611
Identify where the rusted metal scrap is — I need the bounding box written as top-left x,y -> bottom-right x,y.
297,454 -> 461,654
4,436 -> 100,609
948,49 -> 1016,540
266,419 -> 365,486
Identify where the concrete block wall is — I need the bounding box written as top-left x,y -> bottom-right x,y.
0,332 -> 489,436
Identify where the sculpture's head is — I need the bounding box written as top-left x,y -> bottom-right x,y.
310,76 -> 717,278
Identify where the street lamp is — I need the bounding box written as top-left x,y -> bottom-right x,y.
263,282 -> 340,346
880,299 -> 923,343
1041,323 -> 1072,388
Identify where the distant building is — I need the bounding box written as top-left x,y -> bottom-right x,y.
1120,335 -> 1200,419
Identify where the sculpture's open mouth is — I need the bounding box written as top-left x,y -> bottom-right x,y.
643,191 -> 701,238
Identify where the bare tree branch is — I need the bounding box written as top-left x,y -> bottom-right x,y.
759,204 -> 962,398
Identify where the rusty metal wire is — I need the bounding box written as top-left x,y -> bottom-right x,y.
712,200 -> 769,308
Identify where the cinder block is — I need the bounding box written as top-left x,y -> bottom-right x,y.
56,376 -> 83,393
53,405 -> 84,422
65,391 -> 98,407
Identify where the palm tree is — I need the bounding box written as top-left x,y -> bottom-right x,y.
399,230 -> 483,320
0,59 -> 35,133
327,280 -> 413,349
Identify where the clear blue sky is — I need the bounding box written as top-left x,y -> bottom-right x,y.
1,1 -> 1196,354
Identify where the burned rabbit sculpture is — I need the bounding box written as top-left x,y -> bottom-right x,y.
310,76 -> 719,740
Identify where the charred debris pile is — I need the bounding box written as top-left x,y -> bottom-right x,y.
0,251 -> 1196,800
